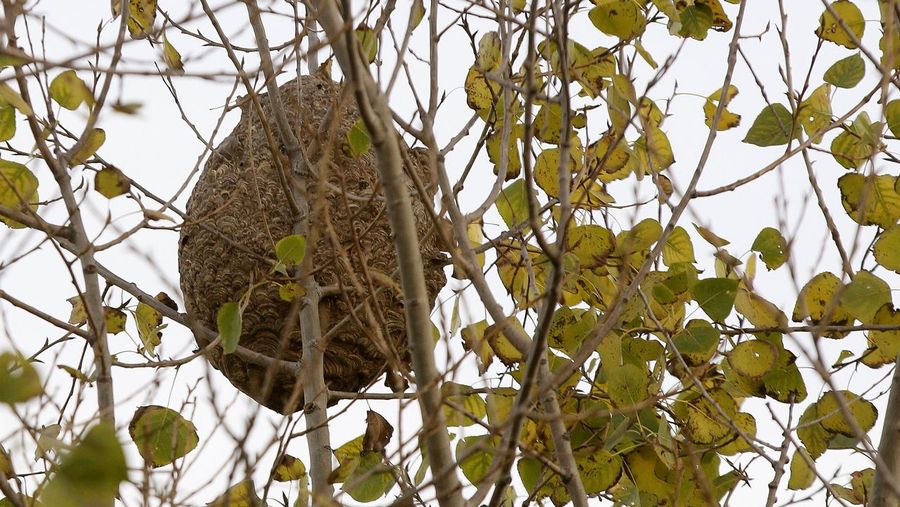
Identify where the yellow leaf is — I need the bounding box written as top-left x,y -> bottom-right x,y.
94,166 -> 131,198
798,84 -> 832,143
49,70 -> 93,110
162,35 -> 183,72
703,85 -> 741,131
69,128 -> 106,166
476,31 -> 501,72
104,307 -> 127,334
0,159 -> 38,229
123,0 -> 157,39
0,83 -> 32,116
816,0 -> 865,49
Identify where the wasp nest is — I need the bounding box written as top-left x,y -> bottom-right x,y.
178,70 -> 446,414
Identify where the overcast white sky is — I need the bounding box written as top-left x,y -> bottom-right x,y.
1,0 -> 898,505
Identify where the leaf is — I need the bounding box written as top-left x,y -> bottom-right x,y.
134,292 -> 176,355
676,390 -> 735,445
0,159 -> 39,229
589,0 -> 646,40
495,179 -> 529,228
362,411 -> 393,453
162,34 -> 183,72
345,119 -> 371,157
476,31 -> 501,72
120,0 -> 157,39
0,104 -> 16,142
792,272 -> 853,338
743,103 -> 797,147
817,390 -> 877,437
441,382 -> 487,426
735,287 -> 788,328
343,451 -> 395,502
831,126 -> 877,170
0,445 -> 12,475
830,469 -> 874,505
486,124 -> 522,180
691,278 -> 739,322
330,436 -> 364,484
355,26 -> 378,64
589,131 -> 632,182
69,128 -> 105,166
606,363 -> 649,408
672,319 -> 720,365
410,0 -> 426,29
461,320 -> 493,374
788,450 -> 815,490
838,173 -> 900,228
217,302 -> 243,354
763,362 -> 808,403
862,303 -> 900,367
816,0 -> 865,49
750,227 -> 788,270
824,53 -> 865,88
717,412 -> 757,455
40,423 -> 127,507
275,234 -> 307,266
534,103 -> 563,144
798,84 -> 832,143
104,306 -> 127,334
663,226 -> 696,266
703,85 -> 741,131
456,435 -> 495,485
729,340 -> 777,378
49,71 -> 93,110
546,307 -> 597,358
631,126 -> 675,173
94,166 -> 131,198
576,449 -> 623,494
693,222 -> 729,247
840,270 -> 891,323
465,66 -> 501,121
568,224 -> 615,268
0,352 -> 42,404
207,480 -> 261,507
273,454 -> 306,482
887,100 -> 900,138
798,405 -> 829,459
128,405 -> 199,467
0,83 -> 32,116
678,3 -> 714,40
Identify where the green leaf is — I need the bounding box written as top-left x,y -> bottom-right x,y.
631,126 -> 675,173
824,53 -> 865,88
343,451 -> 395,502
792,272 -> 853,338
817,390 -> 877,437
788,450 -> 815,490
40,423 -> 127,507
589,0 -> 646,40
0,104 -> 15,142
441,382 -> 487,426
862,303 -> 900,367
94,166 -> 131,198
128,405 -> 199,467
751,227 -> 788,270
330,435 -> 364,484
692,278 -> 739,322
495,179 -> 529,228
838,173 -> 900,228
275,234 -> 307,266
678,4 -> 713,40
743,103 -> 797,147
0,352 -> 42,404
456,435 -> 495,485
762,362 -> 807,403
887,100 -> 900,138
729,340 -> 777,378
0,159 -> 38,229
798,404 -> 829,459
693,222 -> 729,247
840,270 -> 891,323
672,319 -> 720,365
217,302 -> 243,354
816,0 -> 865,49
606,363 -> 649,407
345,119 -> 371,157
49,70 -> 93,110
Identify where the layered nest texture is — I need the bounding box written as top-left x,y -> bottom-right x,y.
178,70 -> 446,414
